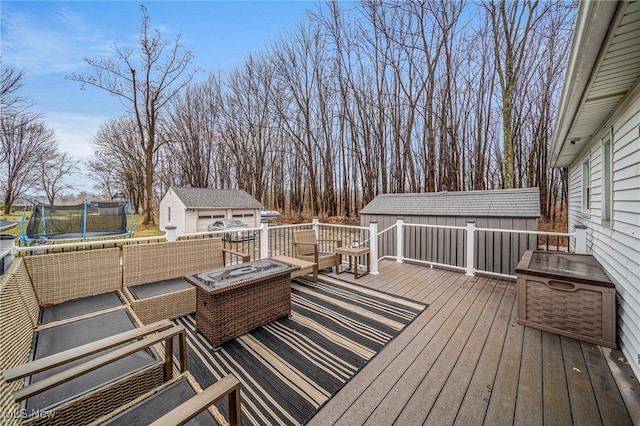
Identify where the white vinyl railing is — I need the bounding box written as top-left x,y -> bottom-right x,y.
382,218 -> 583,279
1,217 -> 583,280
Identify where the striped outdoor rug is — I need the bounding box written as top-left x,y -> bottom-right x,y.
176,276 -> 426,425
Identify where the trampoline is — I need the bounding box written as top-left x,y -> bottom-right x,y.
20,199 -> 134,243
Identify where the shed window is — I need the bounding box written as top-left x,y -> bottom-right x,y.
582,159 -> 590,213
602,136 -> 612,225
168,207 -> 171,222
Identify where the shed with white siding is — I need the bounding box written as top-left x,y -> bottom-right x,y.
551,1 -> 640,379
159,187 -> 262,234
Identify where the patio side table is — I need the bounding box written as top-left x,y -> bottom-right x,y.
335,246 -> 370,279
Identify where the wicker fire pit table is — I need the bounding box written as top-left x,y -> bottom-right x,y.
184,259 -> 298,347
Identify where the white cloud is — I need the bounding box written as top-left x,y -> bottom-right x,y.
46,111 -> 105,160
1,5 -> 115,76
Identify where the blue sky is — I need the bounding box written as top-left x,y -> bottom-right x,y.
1,1 -> 314,161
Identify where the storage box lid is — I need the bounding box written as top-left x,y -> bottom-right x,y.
516,251 -> 615,288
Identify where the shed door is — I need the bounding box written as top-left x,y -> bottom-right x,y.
196,210 -> 225,232
231,210 -> 256,227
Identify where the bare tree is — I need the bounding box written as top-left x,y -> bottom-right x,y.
1,62 -> 37,164
482,0 -> 551,189
0,113 -> 56,213
38,150 -> 80,205
272,23 -> 329,216
152,1 -> 576,218
222,53 -> 281,202
67,5 -> 198,224
0,62 -> 32,119
89,159 -> 119,200
91,116 -> 147,213
0,62 -> 23,101
163,73 -> 224,188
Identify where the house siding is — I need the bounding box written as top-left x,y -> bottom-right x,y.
159,189 -> 187,234
567,84 -> 640,377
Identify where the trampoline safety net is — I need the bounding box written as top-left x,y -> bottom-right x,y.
23,200 -> 133,242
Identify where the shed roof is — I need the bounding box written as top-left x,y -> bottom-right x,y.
360,188 -> 540,218
169,187 -> 262,209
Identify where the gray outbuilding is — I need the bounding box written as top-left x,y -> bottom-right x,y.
360,188 -> 541,275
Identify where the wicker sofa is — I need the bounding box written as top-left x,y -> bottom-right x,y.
0,257 -> 169,426
121,238 -> 248,325
1,245 -> 243,425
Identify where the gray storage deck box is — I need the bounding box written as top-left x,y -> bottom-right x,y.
515,251 -> 616,349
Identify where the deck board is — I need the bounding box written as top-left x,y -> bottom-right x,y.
309,260 -> 640,425
453,280 -> 515,426
483,294 -> 523,426
309,265 -> 469,425
542,331 -> 572,424
343,275 -> 480,424
425,280 -> 507,425
582,341 -> 633,425
561,337 -> 602,426
603,347 -> 640,422
393,277 -> 496,424
515,326 -> 543,425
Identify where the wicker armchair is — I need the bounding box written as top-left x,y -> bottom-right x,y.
293,230 -> 341,274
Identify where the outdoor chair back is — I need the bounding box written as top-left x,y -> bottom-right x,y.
122,238 -> 226,287
1,259 -> 39,417
293,230 -> 341,273
121,238 -> 228,324
23,248 -> 122,305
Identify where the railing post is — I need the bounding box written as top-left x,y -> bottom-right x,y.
0,234 -> 15,274
574,224 -> 587,254
369,221 -> 379,274
465,220 -> 476,276
165,225 -> 177,242
312,216 -> 319,239
260,223 -> 269,259
396,217 -> 404,263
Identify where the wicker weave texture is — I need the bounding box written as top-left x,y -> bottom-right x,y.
0,259 -> 36,426
125,287 -> 196,325
195,272 -> 291,347
24,248 -> 122,305
517,277 -> 616,348
12,258 -> 39,327
122,239 -> 224,287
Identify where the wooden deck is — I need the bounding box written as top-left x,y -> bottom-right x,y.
308,260 -> 640,425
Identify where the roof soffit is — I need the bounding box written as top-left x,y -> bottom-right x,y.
551,1 -> 640,167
